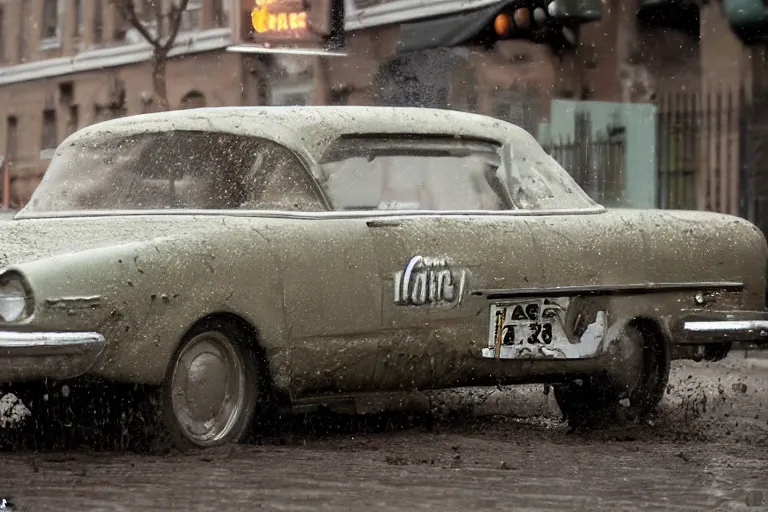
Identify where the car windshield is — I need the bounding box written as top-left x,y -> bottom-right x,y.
317,135 -> 596,211
22,130 -> 325,213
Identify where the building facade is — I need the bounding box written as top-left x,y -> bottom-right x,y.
0,0 -> 241,205
0,0 -> 759,208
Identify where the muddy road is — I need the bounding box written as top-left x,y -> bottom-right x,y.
1,353 -> 768,512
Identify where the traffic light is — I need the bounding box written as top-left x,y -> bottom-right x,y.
723,0 -> 768,44
472,0 -> 604,49
396,0 -> 603,53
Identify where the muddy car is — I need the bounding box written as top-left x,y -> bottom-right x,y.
1,106 -> 767,449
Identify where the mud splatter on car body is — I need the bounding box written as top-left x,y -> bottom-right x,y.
1,106 -> 767,448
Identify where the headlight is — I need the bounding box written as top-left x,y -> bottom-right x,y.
0,273 -> 32,323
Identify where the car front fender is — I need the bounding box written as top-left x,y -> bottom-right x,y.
4,229 -> 287,388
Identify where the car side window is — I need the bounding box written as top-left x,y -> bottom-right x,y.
239,140 -> 326,212
318,136 -> 508,211
25,131 -> 328,212
317,134 -> 596,211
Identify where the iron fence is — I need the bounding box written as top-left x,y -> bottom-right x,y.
544,112 -> 627,207
657,90 -> 737,213
656,86 -> 768,237
739,89 -> 768,237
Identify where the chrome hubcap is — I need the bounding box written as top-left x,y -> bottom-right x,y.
170,331 -> 246,446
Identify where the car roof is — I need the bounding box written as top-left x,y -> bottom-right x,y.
62,106 -> 539,163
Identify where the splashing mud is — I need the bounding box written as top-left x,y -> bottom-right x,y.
1,352 -> 767,511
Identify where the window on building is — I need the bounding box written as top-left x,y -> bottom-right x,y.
180,91 -> 207,109
6,116 -> 18,165
138,0 -> 154,23
58,81 -> 74,105
113,6 -> 128,40
211,0 -> 227,27
73,0 -> 83,37
0,7 -> 5,63
42,110 -> 57,151
18,1 -> 29,62
0,6 -> 6,63
42,0 -> 59,39
93,0 -> 103,43
67,105 -> 79,137
180,0 -> 203,32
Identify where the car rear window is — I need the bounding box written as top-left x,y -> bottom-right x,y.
317,135 -> 596,211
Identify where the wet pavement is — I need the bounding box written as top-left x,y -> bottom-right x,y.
1,353 -> 767,512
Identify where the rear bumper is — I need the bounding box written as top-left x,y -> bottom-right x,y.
675,311 -> 768,344
0,331 -> 106,382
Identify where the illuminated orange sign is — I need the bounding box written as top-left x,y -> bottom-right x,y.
248,0 -> 318,41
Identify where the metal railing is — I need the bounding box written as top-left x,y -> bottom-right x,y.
543,112 -> 626,206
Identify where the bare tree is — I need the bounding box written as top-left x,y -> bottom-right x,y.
111,0 -> 191,111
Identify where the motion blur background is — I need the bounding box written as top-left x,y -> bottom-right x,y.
0,0 -> 767,234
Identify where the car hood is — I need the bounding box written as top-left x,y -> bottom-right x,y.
0,215 -> 239,269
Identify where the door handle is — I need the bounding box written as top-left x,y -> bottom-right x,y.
366,219 -> 402,228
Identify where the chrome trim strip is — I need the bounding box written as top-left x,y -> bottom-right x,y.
0,331 -> 106,356
473,282 -> 745,299
684,320 -> 768,333
0,331 -> 107,381
14,206 -> 607,220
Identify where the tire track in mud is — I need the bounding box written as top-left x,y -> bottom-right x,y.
1,354 -> 767,512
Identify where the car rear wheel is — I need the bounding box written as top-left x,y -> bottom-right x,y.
553,322 -> 670,430
161,319 -> 260,449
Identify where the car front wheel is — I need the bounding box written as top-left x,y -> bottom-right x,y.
553,321 -> 670,430
161,319 -> 260,449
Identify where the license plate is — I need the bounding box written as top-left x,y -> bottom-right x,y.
483,298 -> 578,359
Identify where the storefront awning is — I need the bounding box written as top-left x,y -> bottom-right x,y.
396,3 -> 503,54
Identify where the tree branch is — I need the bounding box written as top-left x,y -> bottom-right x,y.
111,0 -> 161,49
162,0 -> 191,52
153,0 -> 164,40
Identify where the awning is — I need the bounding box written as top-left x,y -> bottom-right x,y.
396,2 -> 505,54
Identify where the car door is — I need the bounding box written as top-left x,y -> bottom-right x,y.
368,215 -> 542,391
323,135 -> 544,391
270,218 -> 382,398
238,139 -> 383,398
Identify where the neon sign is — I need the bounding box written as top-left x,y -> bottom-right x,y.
249,0 -> 316,40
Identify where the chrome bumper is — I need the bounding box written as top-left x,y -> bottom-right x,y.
0,331 -> 106,382
677,311 -> 768,344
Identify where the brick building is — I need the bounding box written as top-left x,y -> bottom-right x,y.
0,0 -> 759,207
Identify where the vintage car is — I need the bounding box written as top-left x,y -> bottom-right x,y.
1,106 -> 767,449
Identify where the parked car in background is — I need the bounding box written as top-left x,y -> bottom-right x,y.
1,106 -> 767,450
